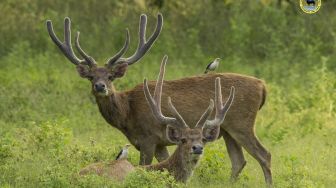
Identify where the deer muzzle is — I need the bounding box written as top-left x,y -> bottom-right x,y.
192,145 -> 203,155
94,82 -> 107,94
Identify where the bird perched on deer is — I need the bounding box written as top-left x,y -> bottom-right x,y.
79,144 -> 133,181
204,58 -> 221,74
115,144 -> 131,160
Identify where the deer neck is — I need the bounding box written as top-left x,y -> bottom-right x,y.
145,145 -> 200,183
94,85 -> 129,132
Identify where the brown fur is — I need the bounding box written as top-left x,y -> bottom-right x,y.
47,15 -> 271,185
79,159 -> 135,181
80,123 -> 220,183
91,73 -> 262,141
75,70 -> 271,185
144,128 -> 208,183
79,65 -> 230,183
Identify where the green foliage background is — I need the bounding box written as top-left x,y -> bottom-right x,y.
0,0 -> 335,187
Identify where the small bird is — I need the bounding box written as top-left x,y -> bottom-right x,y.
204,58 -> 221,74
115,144 -> 131,160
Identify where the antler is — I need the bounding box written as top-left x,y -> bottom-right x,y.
195,99 -> 214,129
107,13 -> 163,67
205,78 -> 235,127
143,55 -> 187,128
144,58 -> 234,129
46,17 -> 96,67
106,29 -> 130,67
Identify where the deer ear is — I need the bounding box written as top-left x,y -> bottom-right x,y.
166,125 -> 182,144
203,125 -> 220,142
76,64 -> 90,78
113,63 -> 128,78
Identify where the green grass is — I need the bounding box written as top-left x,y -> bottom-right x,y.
0,45 -> 335,187
1,1 -> 336,187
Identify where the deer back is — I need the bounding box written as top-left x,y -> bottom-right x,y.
79,159 -> 135,181
126,73 -> 265,143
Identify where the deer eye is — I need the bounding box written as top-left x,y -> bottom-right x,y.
108,75 -> 114,80
87,76 -> 94,81
181,138 -> 187,143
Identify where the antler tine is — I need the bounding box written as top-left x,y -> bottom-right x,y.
138,14 -> 147,49
206,78 -> 235,127
143,56 -> 177,126
75,32 -> 96,67
116,13 -> 163,65
64,18 -> 71,47
167,97 -> 188,128
46,20 -> 63,52
46,17 -> 95,66
153,55 -> 167,112
106,29 -> 130,67
195,99 -> 214,128
46,18 -> 81,65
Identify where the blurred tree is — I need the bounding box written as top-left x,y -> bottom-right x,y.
0,0 -> 335,69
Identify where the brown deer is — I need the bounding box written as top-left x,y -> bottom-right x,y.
46,14 -> 272,185
79,159 -> 135,181
79,56 -> 235,183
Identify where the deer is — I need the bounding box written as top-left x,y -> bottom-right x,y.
46,14 -> 272,185
79,56 -> 235,183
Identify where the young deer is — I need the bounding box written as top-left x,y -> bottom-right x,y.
79,56 -> 235,183
47,14 -> 272,185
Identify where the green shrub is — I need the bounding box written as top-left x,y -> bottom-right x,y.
0,134 -> 17,164
123,168 -> 181,188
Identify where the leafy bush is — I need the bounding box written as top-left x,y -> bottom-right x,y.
123,168 -> 181,188
0,134 -> 17,164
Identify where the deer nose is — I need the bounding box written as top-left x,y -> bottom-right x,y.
94,83 -> 106,92
192,145 -> 203,154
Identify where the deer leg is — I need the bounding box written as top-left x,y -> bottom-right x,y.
237,133 -> 272,186
154,145 -> 169,162
222,131 -> 246,181
139,144 -> 156,165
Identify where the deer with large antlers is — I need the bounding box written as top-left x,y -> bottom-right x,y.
47,14 -> 272,185
80,56 -> 235,183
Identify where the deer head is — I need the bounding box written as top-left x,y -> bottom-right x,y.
46,14 -> 163,96
143,56 -> 235,160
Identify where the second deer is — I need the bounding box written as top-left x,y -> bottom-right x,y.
79,56 -> 235,183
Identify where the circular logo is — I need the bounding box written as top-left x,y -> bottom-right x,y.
299,0 -> 321,14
